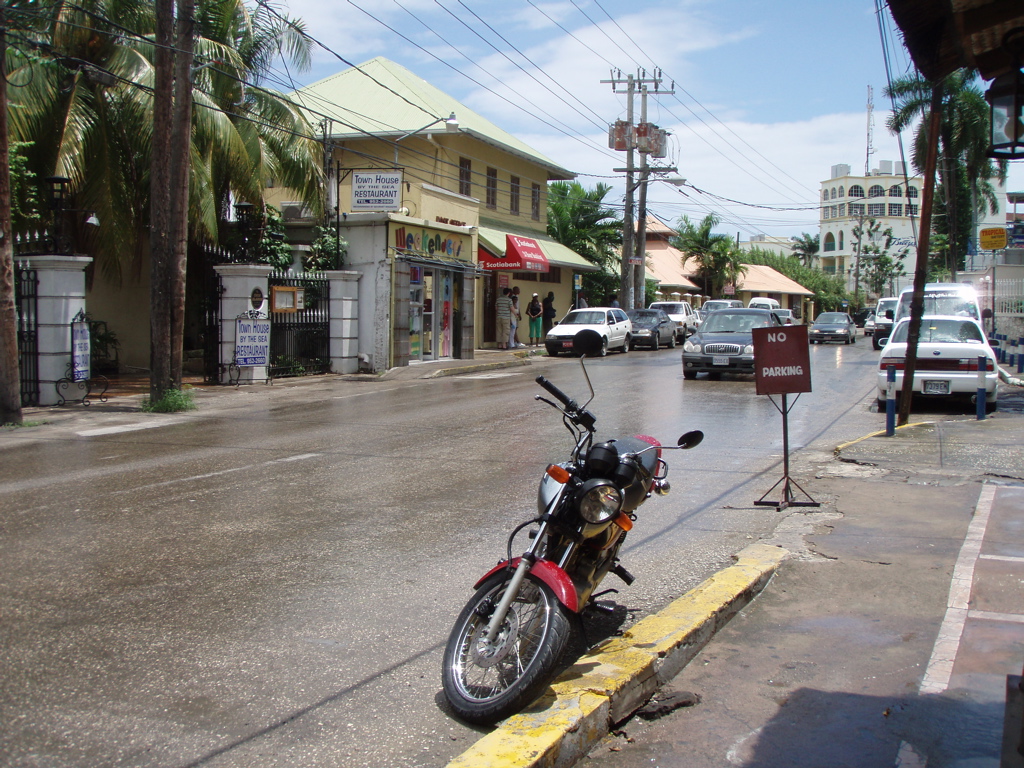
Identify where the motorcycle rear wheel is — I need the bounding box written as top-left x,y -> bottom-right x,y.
442,571 -> 572,725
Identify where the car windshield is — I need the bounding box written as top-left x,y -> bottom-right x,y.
701,312 -> 772,333
626,310 -> 659,325
815,313 -> 847,323
561,310 -> 606,325
651,303 -> 684,313
877,299 -> 897,315
890,319 -> 986,344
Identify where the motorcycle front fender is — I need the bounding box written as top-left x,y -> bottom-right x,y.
474,557 -> 580,613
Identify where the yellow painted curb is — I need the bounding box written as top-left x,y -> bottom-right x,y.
445,542 -> 788,768
834,421 -> 933,453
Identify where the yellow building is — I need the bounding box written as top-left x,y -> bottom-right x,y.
278,57 -> 598,371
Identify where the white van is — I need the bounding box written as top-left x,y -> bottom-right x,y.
748,297 -> 781,311
891,283 -> 982,327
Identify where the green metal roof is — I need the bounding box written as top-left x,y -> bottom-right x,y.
477,225 -> 599,272
293,57 -> 574,181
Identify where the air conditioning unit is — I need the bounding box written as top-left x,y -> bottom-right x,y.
281,202 -> 312,221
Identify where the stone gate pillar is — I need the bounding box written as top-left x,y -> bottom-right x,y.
324,270 -> 361,374
213,264 -> 273,384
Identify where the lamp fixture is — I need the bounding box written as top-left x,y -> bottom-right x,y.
445,112 -> 459,132
986,29 -> 1024,160
85,213 -> 100,227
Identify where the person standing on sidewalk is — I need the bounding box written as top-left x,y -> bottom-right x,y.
495,288 -> 512,350
509,291 -> 522,348
527,293 -> 543,346
542,291 -> 556,336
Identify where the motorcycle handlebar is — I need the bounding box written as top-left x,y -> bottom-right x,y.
535,375 -> 574,409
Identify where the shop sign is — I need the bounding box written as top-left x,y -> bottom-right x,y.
352,171 -> 402,211
979,227 -> 1007,250
393,225 -> 466,260
235,317 -> 271,366
72,318 -> 91,382
478,234 -> 550,272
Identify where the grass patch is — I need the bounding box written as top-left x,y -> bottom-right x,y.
140,388 -> 197,413
2,420 -> 46,430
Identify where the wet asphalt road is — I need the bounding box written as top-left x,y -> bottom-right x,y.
0,339 -> 885,767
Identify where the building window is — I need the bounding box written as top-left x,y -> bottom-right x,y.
889,185 -> 902,197
513,272 -> 539,281
531,183 -> 541,220
459,158 -> 472,197
838,203 -> 846,217
839,231 -> 844,250
823,232 -> 836,252
486,167 -> 497,209
906,204 -> 919,216
539,266 -> 562,284
832,205 -> 839,218
849,203 -> 865,216
868,185 -> 885,198
849,185 -> 865,198
839,186 -> 845,197
868,203 -> 885,217
906,186 -> 919,199
822,190 -> 829,201
510,176 -> 520,216
889,203 -> 903,217
821,205 -> 830,219
831,187 -> 837,200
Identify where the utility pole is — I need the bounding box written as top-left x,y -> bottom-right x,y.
604,70 -> 674,308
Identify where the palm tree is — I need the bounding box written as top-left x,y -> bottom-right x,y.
885,70 -> 1008,272
671,213 -> 745,298
6,0 -> 323,282
790,232 -> 819,267
546,181 -> 622,269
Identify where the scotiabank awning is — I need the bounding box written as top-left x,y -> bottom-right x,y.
478,234 -> 550,273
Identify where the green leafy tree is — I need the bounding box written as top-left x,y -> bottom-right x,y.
546,181 -> 622,269
303,225 -> 347,271
851,218 -> 908,298
741,247 -> 851,312
671,213 -> 745,298
789,232 -> 819,267
885,69 -> 1007,271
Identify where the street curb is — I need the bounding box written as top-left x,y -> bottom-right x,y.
445,542 -> 789,768
426,357 -> 533,379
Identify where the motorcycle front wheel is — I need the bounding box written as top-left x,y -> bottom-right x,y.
442,571 -> 572,725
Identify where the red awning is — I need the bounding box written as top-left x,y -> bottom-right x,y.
478,234 -> 550,273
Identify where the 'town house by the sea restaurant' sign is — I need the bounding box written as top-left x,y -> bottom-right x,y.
352,171 -> 402,212
235,317 -> 271,367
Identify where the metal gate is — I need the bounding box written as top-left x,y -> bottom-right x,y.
268,272 -> 330,377
15,265 -> 39,406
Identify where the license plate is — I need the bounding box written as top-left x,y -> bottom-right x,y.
561,340 -> 574,349
712,356 -> 729,366
923,380 -> 950,395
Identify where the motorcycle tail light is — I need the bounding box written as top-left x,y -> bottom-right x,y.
546,464 -> 571,484
576,479 -> 623,524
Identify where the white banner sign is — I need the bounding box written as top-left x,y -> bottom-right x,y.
235,318 -> 271,366
352,171 -> 403,211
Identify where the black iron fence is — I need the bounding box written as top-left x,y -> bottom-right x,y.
268,272 -> 331,377
15,265 -> 39,406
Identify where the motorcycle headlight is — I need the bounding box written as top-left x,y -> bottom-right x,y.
576,479 -> 623,524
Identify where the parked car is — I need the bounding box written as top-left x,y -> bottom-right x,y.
872,297 -> 898,350
681,308 -> 784,379
863,313 -> 877,337
626,308 -> 677,350
700,299 -> 744,313
748,297 -> 780,311
545,307 -> 631,357
773,309 -> 797,325
809,312 -> 857,344
648,301 -> 698,340
876,316 -> 999,413
852,307 -> 873,327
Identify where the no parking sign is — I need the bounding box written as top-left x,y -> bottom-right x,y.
752,325 -> 811,395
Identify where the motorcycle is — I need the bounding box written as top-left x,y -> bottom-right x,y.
441,330 -> 704,725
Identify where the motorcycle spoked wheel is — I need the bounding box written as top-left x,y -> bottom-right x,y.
442,570 -> 572,725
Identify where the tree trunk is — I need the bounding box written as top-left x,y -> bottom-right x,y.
149,0 -> 174,402
0,9 -> 22,425
168,0 -> 194,390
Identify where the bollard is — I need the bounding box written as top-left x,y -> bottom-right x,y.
977,355 -> 987,421
1018,338 -> 1024,375
1011,336 -> 1019,371
886,364 -> 897,435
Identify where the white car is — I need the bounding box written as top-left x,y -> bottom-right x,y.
545,307 -> 632,357
876,316 -> 999,412
648,301 -> 698,340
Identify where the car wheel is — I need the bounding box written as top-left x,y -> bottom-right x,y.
599,338 -> 608,357
872,338 -> 881,350
668,334 -> 677,349
683,369 -> 697,380
547,348 -> 558,357
851,333 -> 856,344
651,335 -> 659,351
621,335 -> 630,353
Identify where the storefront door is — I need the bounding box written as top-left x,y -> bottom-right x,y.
409,268 -> 457,362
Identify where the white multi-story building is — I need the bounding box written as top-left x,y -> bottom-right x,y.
819,161 -> 921,299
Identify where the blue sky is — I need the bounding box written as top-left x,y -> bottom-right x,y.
281,0 -> 1023,239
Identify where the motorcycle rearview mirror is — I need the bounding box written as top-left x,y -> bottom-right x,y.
677,430 -> 704,449
572,329 -> 602,407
